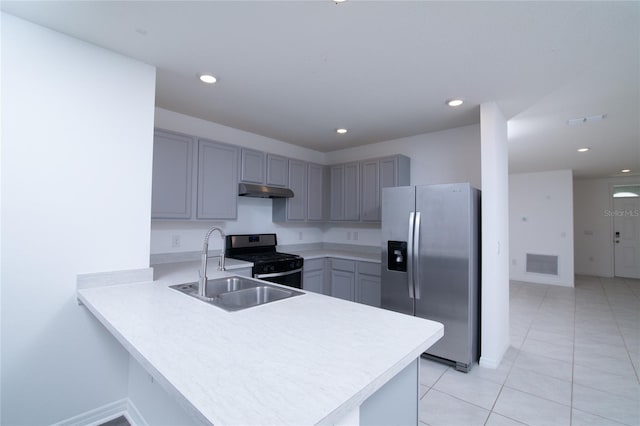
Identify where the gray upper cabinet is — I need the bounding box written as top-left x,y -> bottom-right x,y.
266,154 -> 289,187
361,159 -> 381,222
330,162 -> 360,221
380,155 -> 411,189
329,165 -> 344,221
197,139 -> 239,220
240,150 -> 289,188
151,130 -> 194,219
285,159 -> 307,221
360,155 -> 410,223
273,160 -> 324,222
344,163 -> 360,221
307,163 -> 325,221
240,148 -> 265,184
151,129 -> 239,221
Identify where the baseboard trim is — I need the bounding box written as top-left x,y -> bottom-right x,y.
51,398 -> 147,426
479,341 -> 509,369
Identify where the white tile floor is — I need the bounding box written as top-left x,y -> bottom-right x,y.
419,276 -> 640,426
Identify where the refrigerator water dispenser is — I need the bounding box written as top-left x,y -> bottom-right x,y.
387,241 -> 407,271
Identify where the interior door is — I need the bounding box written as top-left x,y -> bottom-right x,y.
614,197 -> 640,279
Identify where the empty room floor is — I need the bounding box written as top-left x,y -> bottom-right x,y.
419,276 -> 640,426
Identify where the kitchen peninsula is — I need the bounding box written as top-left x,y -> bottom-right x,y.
78,261 -> 443,426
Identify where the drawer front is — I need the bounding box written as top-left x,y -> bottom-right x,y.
358,261 -> 381,277
331,258 -> 356,272
304,258 -> 325,272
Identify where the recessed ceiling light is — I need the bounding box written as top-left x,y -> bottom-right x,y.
198,74 -> 217,84
621,169 -> 631,173
336,128 -> 348,134
447,99 -> 464,107
577,148 -> 590,152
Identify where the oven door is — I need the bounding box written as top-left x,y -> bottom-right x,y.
254,268 -> 302,289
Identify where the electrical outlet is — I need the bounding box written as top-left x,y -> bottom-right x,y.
353,231 -> 358,241
171,235 -> 181,248
346,231 -> 352,240
298,231 -> 303,241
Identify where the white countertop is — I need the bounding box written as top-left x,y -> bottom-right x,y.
288,249 -> 381,263
78,262 -> 442,426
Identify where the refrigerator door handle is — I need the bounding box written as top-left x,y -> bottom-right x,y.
414,211 -> 422,300
407,211 -> 415,299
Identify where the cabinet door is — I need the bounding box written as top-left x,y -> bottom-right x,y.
329,165 -> 344,221
197,139 -> 239,220
287,159 -> 307,220
361,159 -> 380,222
357,274 -> 381,307
344,162 -> 360,221
240,148 -> 265,184
307,163 -> 324,221
331,270 -> 355,301
381,155 -> 410,188
151,130 -> 194,219
303,269 -> 325,294
266,154 -> 288,187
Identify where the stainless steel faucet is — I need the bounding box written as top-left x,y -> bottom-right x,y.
198,226 -> 226,297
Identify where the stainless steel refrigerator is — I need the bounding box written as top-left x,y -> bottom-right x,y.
381,183 -> 480,372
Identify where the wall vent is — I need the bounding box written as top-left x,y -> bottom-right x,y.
526,254 -> 559,275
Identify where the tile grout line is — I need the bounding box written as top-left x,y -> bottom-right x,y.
569,276 -> 578,425
482,287 -> 548,425
601,276 -> 640,384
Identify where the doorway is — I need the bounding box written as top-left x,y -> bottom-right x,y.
613,185 -> 640,279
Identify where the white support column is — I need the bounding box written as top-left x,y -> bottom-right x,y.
479,102 -> 510,369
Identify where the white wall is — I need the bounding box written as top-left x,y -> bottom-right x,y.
509,170 -> 575,286
325,124 -> 481,189
155,108 -> 325,164
479,102 -> 510,369
574,176 -> 640,277
151,198 -> 325,254
1,13 -> 156,425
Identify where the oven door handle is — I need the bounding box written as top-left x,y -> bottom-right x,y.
254,268 -> 303,279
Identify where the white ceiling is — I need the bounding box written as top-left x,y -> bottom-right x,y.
2,1 -> 638,178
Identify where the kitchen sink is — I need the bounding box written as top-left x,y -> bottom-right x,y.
169,276 -> 303,312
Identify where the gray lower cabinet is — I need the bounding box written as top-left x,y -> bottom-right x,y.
328,258 -> 381,306
356,261 -> 381,307
151,130 -> 194,219
197,139 -> 239,220
303,258 -> 327,294
330,259 -> 356,301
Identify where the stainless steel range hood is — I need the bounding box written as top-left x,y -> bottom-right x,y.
238,183 -> 294,198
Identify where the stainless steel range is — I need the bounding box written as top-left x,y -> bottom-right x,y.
225,234 -> 303,289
